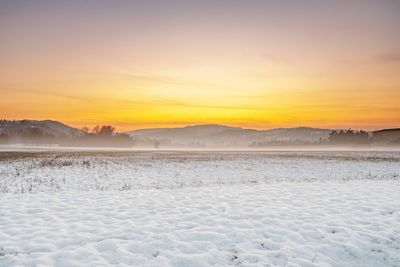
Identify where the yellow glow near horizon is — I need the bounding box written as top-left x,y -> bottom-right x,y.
2,62 -> 399,131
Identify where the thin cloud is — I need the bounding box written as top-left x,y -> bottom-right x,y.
333,52 -> 400,67
1,85 -> 262,111
377,53 -> 400,63
0,87 -> 88,102
110,72 -> 195,87
115,97 -> 263,111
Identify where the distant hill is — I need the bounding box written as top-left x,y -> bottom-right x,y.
0,120 -> 138,147
0,120 -> 82,138
127,124 -> 332,148
2,120 -> 398,148
372,128 -> 400,145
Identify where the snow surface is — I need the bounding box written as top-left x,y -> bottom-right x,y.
1,151 -> 399,193
0,151 -> 400,266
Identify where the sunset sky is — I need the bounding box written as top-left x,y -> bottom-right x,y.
1,0 -> 399,131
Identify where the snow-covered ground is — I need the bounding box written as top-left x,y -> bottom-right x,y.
1,151 -> 400,266
1,151 -> 399,193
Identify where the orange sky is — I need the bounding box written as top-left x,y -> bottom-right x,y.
1,1 -> 399,131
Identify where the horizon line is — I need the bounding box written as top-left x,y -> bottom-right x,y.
1,118 -> 398,133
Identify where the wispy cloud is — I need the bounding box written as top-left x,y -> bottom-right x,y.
1,85 -> 262,111
376,53 -> 400,64
333,52 -> 400,67
109,71 -> 196,87
109,97 -> 263,111
0,86 -> 88,101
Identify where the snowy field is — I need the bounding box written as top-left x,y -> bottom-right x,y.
1,151 -> 400,266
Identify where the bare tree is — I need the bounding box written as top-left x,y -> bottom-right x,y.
92,125 -> 100,135
99,125 -> 115,136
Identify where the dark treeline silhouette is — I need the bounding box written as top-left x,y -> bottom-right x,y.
0,124 -> 58,145
327,129 -> 370,145
67,125 -> 135,147
0,121 -> 135,147
249,129 -> 372,148
249,128 -> 399,148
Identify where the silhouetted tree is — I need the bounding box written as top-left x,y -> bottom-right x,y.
98,125 -> 115,136
328,129 -> 370,145
92,125 -> 100,135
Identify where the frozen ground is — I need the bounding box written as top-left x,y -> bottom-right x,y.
0,151 -> 400,266
1,151 -> 399,193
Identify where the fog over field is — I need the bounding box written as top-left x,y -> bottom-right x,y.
1,120 -> 399,149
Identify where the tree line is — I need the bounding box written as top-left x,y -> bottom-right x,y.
327,129 -> 370,145
0,124 -> 135,147
250,129 -> 399,147
70,125 -> 135,147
